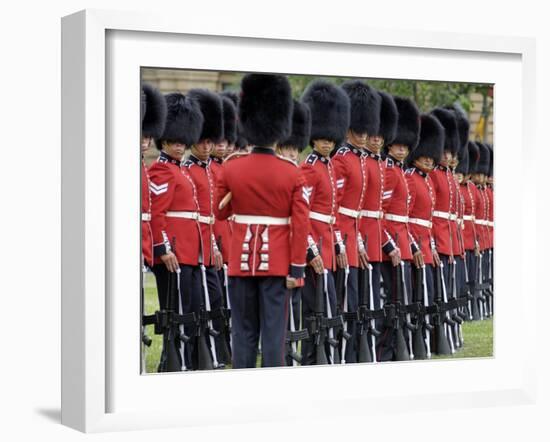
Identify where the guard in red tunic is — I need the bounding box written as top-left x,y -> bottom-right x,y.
378,95 -> 422,361
486,144 -> 494,305
140,83 -> 166,372
148,92 -> 205,370
215,74 -> 310,368
183,88 -> 226,365
299,80 -> 350,365
406,114 -> 445,308
332,80 -> 381,363
429,108 -> 461,295
471,142 -> 492,318
458,141 -> 482,319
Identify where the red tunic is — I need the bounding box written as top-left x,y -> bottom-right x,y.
210,157 -> 232,263
486,185 -> 494,248
473,185 -> 489,251
141,161 -> 153,267
331,144 -> 368,267
382,156 -> 415,261
451,174 -> 464,257
215,147 -> 309,278
430,165 -> 456,256
148,152 -> 202,265
406,167 -> 436,265
360,150 -> 392,262
184,155 -> 218,267
459,181 -> 478,251
300,150 -> 341,271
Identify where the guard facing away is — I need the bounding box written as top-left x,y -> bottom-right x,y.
332,80 -> 381,363
215,74 -> 310,368
300,80 -> 350,365
148,92 -> 206,371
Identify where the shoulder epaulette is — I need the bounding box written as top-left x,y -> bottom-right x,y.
182,159 -> 193,168
336,146 -> 350,156
276,154 -> 298,167
305,153 -> 318,166
224,151 -> 250,163
405,167 -> 414,175
386,157 -> 394,167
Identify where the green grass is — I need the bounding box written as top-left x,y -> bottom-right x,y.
142,271 -> 493,373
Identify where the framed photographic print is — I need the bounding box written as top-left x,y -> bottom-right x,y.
61,9 -> 536,433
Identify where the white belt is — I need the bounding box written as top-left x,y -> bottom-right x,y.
488,221 -> 494,227
462,215 -> 475,221
338,206 -> 361,219
166,211 -> 215,225
141,213 -> 151,222
361,210 -> 384,220
409,218 -> 432,229
474,219 -> 488,226
309,211 -> 336,225
233,214 -> 290,225
384,213 -> 409,223
433,210 -> 456,221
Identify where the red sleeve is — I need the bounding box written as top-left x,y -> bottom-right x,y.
382,165 -> 398,212
331,153 -> 348,204
149,163 -> 175,257
299,162 -> 317,243
289,169 -> 310,278
215,164 -> 233,220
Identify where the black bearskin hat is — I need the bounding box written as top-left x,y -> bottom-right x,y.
475,142 -> 490,175
301,80 -> 350,147
407,114 -> 444,165
431,107 -> 460,156
467,141 -> 480,176
341,80 -> 381,136
156,93 -> 204,150
220,91 -> 248,149
239,74 -> 293,147
187,89 -> 224,143
390,96 -> 420,150
220,95 -> 237,145
378,91 -> 398,144
445,103 -> 470,152
141,83 -> 167,139
279,99 -> 312,152
455,140 -> 469,175
488,144 -> 494,177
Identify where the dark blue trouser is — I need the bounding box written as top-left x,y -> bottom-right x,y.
301,267 -> 338,365
229,276 -> 289,368
378,261 -> 413,361
342,267 -> 359,363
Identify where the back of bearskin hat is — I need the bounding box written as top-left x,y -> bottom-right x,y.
141,83 -> 167,139
390,96 -> 420,150
467,141 -> 480,176
301,80 -> 350,147
187,89 -> 224,144
156,93 -> 204,149
239,74 -> 293,148
377,91 -> 398,145
278,99 -> 312,152
454,139 -> 469,175
341,80 -> 381,136
431,107 -> 460,156
220,95 -> 237,145
407,114 -> 444,166
488,144 -> 494,177
475,142 -> 490,175
220,91 -> 249,149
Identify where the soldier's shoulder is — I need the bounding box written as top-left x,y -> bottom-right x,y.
182,158 -> 194,169
224,151 -> 250,164
334,146 -> 350,156
405,167 -> 415,176
275,154 -> 298,168
303,153 -> 318,166
385,157 -> 395,168
148,159 -> 172,174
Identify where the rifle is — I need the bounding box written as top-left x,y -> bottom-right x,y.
197,264 -> 222,369
400,261 -> 416,359
433,262 -> 454,355
337,264 -> 352,364
476,251 -> 488,320
420,264 -> 433,358
485,249 -> 494,317
141,264 -> 152,374
411,264 -> 428,360
449,259 -> 464,348
286,287 -> 309,366
392,261 -> 411,361
216,236 -> 232,365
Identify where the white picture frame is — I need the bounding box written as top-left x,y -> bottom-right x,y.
61,9 -> 537,433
